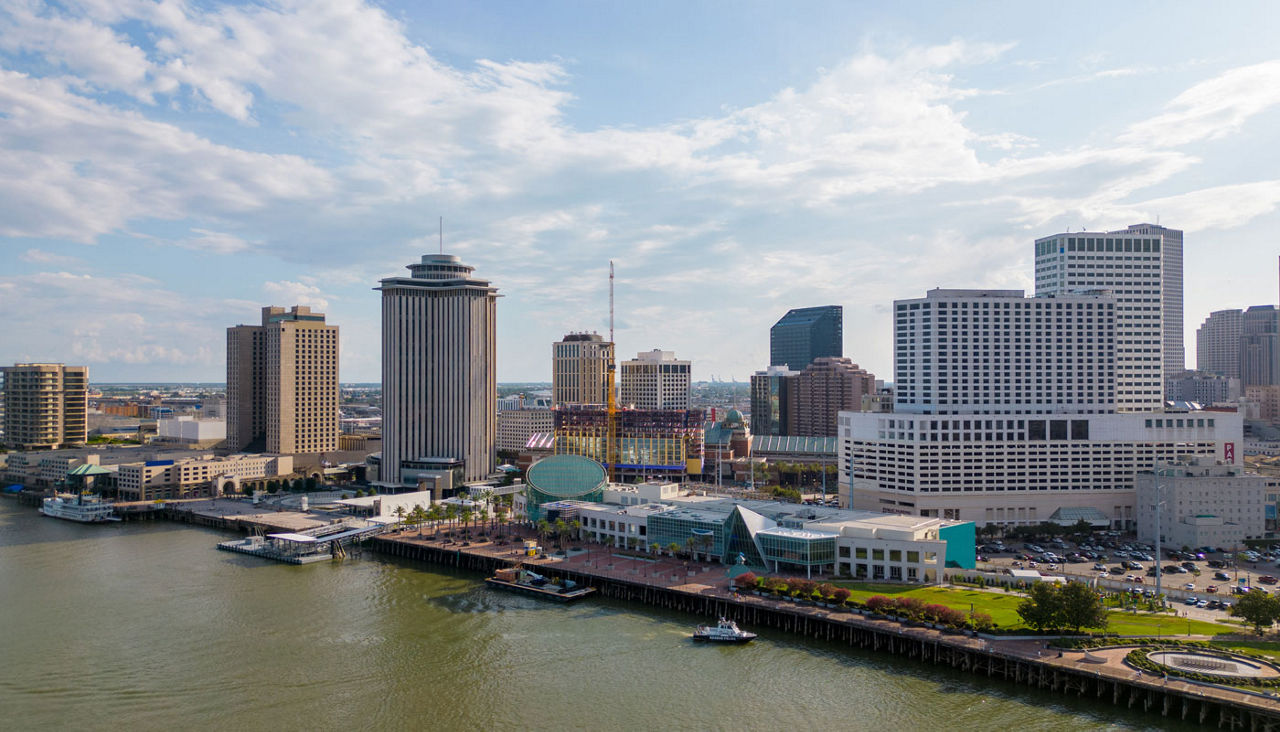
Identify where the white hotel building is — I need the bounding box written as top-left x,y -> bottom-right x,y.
840,289 -> 1242,529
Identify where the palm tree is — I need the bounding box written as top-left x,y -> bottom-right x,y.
460,508 -> 474,539
554,519 -> 568,551
685,536 -> 697,561
668,542 -> 681,558
394,505 -> 407,531
570,519 -> 582,544
649,542 -> 660,555
536,519 -> 551,550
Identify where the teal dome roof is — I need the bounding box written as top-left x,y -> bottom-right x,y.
722,409 -> 745,427
526,455 -> 608,498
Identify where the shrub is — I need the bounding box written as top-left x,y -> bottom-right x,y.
789,578 -> 817,598
866,595 -> 893,614
815,583 -> 837,600
830,587 -> 851,605
969,612 -> 995,632
737,572 -> 758,588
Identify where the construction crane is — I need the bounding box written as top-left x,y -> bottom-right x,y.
606,261 -> 617,482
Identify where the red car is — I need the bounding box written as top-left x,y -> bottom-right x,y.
1259,575 -> 1278,585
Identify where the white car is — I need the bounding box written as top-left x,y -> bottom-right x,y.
1183,582 -> 1196,590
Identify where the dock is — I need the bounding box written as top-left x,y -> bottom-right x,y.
371,527 -> 1280,729
217,519 -> 393,564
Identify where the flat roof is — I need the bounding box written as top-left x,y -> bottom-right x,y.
757,527 -> 839,540
267,532 -> 318,543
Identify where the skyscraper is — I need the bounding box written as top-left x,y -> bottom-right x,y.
841,289 -> 1238,528
1196,309 -> 1243,378
790,357 -> 876,437
1241,305 -> 1280,387
552,332 -> 613,406
619,349 -> 690,409
749,365 -> 796,437
1118,223 -> 1184,377
379,254 -> 498,485
227,305 -> 339,454
1035,224 -> 1181,411
769,305 -> 842,370
0,363 -> 87,449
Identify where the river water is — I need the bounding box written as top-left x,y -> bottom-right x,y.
0,499 -> 1185,731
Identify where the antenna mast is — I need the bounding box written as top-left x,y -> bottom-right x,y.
609,261 -> 615,343
439,216 -> 443,254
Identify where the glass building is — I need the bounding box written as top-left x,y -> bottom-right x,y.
769,305 -> 842,371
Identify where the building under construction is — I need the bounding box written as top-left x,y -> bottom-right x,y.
553,405 -> 704,481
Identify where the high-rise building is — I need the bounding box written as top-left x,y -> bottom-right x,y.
840,289 -> 1240,529
749,365 -> 796,437
0,363 -> 88,449
496,407 -> 554,454
619,350 -> 690,409
1196,309 -> 1243,378
769,305 -> 842,370
552,333 -> 613,406
789,357 -> 876,437
1241,305 -> 1280,387
1165,371 -> 1239,404
378,254 -> 498,485
1118,223 -> 1184,377
227,305 -> 339,454
1035,225 -> 1181,411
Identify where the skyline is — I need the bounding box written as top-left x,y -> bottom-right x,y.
4,2 -> 1280,382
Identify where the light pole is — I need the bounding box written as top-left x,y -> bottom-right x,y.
1153,484 -> 1166,610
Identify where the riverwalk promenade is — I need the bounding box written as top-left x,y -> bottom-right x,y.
375,524 -> 1280,729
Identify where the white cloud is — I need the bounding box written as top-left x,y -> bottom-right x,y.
263,280 -> 331,311
1120,60 -> 1280,147
19,248 -> 85,267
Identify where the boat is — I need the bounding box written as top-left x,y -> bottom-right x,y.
692,617 -> 757,644
40,493 -> 121,523
485,567 -> 595,602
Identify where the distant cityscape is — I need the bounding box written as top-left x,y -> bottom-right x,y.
6,224 -> 1280,570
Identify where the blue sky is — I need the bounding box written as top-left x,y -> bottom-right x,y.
3,1 -> 1280,383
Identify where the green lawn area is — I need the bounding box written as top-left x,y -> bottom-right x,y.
832,582 -> 1239,636
1212,640 -> 1280,661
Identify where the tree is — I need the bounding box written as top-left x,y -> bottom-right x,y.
394,505 -> 407,530
1017,582 -> 1062,632
1071,518 -> 1093,536
649,542 -> 661,555
1058,581 -> 1108,633
667,542 -> 681,557
1232,590 -> 1280,635
304,476 -> 318,491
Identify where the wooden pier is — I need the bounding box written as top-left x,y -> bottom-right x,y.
371,533 -> 1280,730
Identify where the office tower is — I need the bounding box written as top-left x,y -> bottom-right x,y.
496,407 -> 555,454
1118,223 -> 1184,377
790,357 -> 876,437
1034,224 -> 1181,411
749,365 -> 796,436
769,305 -> 842,370
552,332 -> 614,406
1241,305 -> 1280,387
1196,309 -> 1243,378
0,363 -> 88,449
840,289 -> 1240,528
227,305 -> 339,454
619,349 -> 690,410
379,254 -> 497,485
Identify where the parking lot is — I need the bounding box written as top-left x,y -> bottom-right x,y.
975,535 -> 1280,619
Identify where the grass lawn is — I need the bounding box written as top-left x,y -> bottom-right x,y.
1212,639 -> 1280,661
831,581 -> 1239,636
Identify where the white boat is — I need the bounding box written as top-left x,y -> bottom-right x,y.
40,494 -> 120,523
692,617 -> 757,643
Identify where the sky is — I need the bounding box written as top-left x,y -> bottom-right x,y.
3,1 -> 1280,383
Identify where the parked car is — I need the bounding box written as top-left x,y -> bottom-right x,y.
1208,559 -> 1227,569
1259,575 -> 1278,585
1183,582 -> 1196,591
1184,596 -> 1199,605
1206,585 -> 1219,593
1092,563 -> 1107,572
1180,561 -> 1197,571
1214,571 -> 1231,581
1109,566 -> 1125,575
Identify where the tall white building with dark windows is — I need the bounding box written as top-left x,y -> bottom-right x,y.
840,289 -> 1241,529
1034,224 -> 1182,412
378,254 -> 498,485
619,349 -> 691,410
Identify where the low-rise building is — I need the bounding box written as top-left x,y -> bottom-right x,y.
1136,457 -> 1267,549
155,416 -> 227,447
115,454 -> 294,501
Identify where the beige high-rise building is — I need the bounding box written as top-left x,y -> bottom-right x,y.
0,363 -> 88,449
227,306 -> 339,454
552,332 -> 613,406
789,357 -> 875,437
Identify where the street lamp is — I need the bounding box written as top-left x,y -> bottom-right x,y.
1153,484 -> 1166,610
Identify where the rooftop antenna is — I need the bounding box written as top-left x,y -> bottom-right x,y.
609,260 -> 615,344
439,216 -> 443,254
